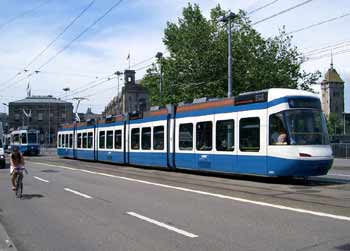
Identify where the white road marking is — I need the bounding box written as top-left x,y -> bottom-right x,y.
29,161 -> 350,222
328,173 -> 350,177
34,176 -> 50,183
64,188 -> 93,199
127,212 -> 198,238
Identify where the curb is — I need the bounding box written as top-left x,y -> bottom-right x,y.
0,222 -> 17,251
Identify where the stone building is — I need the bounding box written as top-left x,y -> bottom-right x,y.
321,59 -> 350,136
8,95 -> 73,145
103,70 -> 149,115
0,113 -> 8,134
321,60 -> 345,119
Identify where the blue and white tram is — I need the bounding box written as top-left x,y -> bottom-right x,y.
10,129 -> 40,155
57,88 -> 333,177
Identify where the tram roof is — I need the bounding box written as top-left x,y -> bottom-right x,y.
59,88 -> 318,130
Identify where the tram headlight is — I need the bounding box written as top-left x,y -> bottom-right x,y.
0,155 -> 4,159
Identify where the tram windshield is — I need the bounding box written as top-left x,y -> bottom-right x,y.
28,133 -> 38,144
270,109 -> 329,145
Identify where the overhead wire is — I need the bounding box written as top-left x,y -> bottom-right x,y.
252,0 -> 313,26
247,0 -> 279,15
287,13 -> 350,35
37,0 -> 124,71
0,0 -> 97,93
24,0 -> 97,69
0,0 -> 51,31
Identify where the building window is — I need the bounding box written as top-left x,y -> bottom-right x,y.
196,121 -> 212,151
38,113 -> 43,121
142,127 -> 151,150
15,114 -> 20,121
153,126 -> 164,150
106,130 -> 113,149
114,130 -> 122,149
131,128 -> 140,150
216,119 -> 234,151
240,117 -> 260,152
179,123 -> 193,150
99,131 -> 105,149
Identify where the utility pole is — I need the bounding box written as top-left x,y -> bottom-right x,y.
63,87 -> 70,123
156,52 -> 163,103
114,71 -> 122,115
219,12 -> 236,98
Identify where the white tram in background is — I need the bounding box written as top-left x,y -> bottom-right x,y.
57,88 -> 333,177
10,128 -> 40,155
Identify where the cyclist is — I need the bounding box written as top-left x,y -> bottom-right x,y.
10,146 -> 25,191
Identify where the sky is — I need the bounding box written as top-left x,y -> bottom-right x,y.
0,0 -> 349,114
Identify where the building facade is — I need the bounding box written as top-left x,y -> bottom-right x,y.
104,70 -> 149,115
0,113 -> 8,134
8,96 -> 73,145
321,61 -> 345,119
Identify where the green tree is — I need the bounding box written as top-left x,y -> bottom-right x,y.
142,3 -> 320,106
327,113 -> 343,135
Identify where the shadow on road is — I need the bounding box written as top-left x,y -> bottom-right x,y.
20,194 -> 44,200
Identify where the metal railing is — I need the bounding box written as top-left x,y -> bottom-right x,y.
331,143 -> 350,159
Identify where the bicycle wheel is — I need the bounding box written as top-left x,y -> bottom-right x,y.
15,174 -> 23,198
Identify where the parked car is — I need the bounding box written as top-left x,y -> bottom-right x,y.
0,139 -> 5,168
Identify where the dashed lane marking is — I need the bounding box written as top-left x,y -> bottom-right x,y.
29,161 -> 350,222
34,176 -> 50,183
127,211 -> 198,238
64,188 -> 93,199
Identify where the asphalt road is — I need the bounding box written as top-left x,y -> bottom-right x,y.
0,154 -> 349,251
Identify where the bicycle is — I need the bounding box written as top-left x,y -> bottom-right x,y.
14,168 -> 27,199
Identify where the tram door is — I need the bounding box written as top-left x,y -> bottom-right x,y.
237,112 -> 267,175
195,115 -> 215,170
213,113 -> 237,173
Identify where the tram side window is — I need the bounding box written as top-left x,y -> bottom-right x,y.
58,135 -> 62,147
99,131 -> 105,149
13,134 -> 20,144
106,130 -> 113,149
65,134 -> 69,148
142,127 -> 151,150
216,119 -> 234,151
269,112 -> 288,145
179,123 -> 193,150
196,121 -> 212,151
77,133 -> 82,148
87,132 -> 93,149
131,128 -> 140,150
153,126 -> 164,150
63,134 -> 66,147
69,134 -> 73,148
21,133 -> 27,144
82,133 -> 88,148
240,117 -> 260,152
114,130 -> 122,149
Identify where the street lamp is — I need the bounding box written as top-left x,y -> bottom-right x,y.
155,52 -> 163,103
62,87 -> 70,123
218,12 -> 236,98
114,71 -> 122,115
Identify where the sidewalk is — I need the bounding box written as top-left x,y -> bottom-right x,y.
333,158 -> 350,168
0,222 -> 17,251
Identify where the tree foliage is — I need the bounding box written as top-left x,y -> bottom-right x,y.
142,3 -> 320,106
